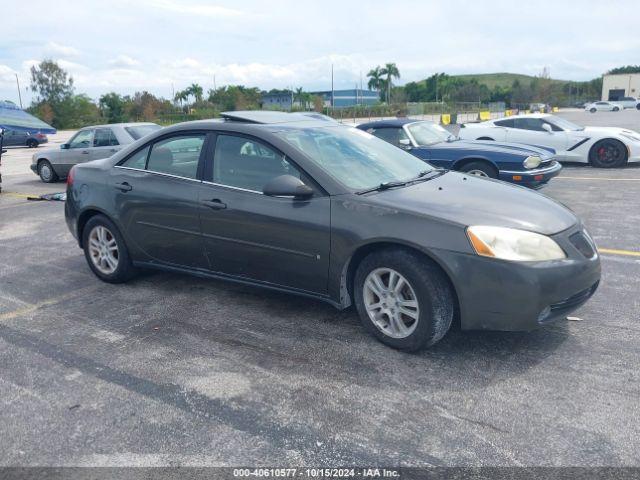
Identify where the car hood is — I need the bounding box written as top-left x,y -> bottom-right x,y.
32,147 -> 62,161
367,171 -> 577,235
433,139 -> 555,157
583,126 -> 640,136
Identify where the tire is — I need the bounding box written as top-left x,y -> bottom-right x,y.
26,139 -> 38,148
458,161 -> 498,179
613,106 -> 620,112
636,104 -> 640,110
37,160 -> 59,183
82,214 -> 136,283
590,108 -> 596,113
354,248 -> 455,351
476,137 -> 494,141
589,139 -> 628,168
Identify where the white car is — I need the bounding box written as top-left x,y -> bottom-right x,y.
614,97 -> 640,109
459,113 -> 640,168
584,101 -> 623,113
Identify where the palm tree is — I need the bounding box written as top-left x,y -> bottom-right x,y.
188,83 -> 204,103
367,66 -> 384,92
381,63 -> 400,103
294,87 -> 304,108
174,89 -> 188,107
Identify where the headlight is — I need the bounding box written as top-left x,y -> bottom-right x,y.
467,226 -> 566,261
523,155 -> 541,169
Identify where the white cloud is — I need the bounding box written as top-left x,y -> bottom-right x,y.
147,0 -> 243,18
45,41 -> 80,57
108,55 -> 140,68
0,65 -> 18,85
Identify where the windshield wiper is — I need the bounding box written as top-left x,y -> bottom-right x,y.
356,169 -> 447,195
356,180 -> 409,195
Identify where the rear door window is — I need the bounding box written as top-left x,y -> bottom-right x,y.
146,135 -> 205,179
94,128 -> 119,147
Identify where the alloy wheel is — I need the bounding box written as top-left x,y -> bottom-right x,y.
466,169 -> 489,177
363,267 -> 420,339
88,225 -> 119,275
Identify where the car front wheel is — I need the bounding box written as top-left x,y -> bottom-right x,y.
354,248 -> 454,351
590,108 -> 596,113
458,161 -> 498,179
38,160 -> 58,183
82,215 -> 136,283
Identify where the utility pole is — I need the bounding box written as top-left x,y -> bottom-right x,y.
330,65 -> 334,109
15,74 -> 23,109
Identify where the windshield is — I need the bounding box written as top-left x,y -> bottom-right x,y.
125,124 -> 162,140
275,126 -> 435,190
407,121 -> 452,145
547,116 -> 584,131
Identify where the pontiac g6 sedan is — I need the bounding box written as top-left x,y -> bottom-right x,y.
65,111 -> 601,351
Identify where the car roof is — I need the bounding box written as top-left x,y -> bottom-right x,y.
358,118 -> 419,129
220,110 -> 333,125
80,122 -> 159,130
494,113 -> 551,121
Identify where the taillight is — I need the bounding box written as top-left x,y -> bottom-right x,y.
67,166 -> 76,186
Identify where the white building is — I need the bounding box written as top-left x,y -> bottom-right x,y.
601,73 -> 640,101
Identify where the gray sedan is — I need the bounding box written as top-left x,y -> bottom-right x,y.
31,122 -> 161,182
65,111 -> 601,351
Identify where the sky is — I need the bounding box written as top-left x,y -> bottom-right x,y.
1,0 -> 639,105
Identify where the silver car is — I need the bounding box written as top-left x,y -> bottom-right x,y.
31,122 -> 161,182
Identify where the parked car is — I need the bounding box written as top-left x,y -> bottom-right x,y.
357,119 -> 561,188
459,113 -> 640,167
65,111 -> 600,351
584,101 -> 623,113
529,103 -> 551,113
31,122 -> 161,182
1,128 -> 48,148
613,97 -> 640,109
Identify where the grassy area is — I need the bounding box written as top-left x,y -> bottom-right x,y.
454,72 -> 567,89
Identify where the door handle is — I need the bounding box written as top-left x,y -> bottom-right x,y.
81,150 -> 90,154
202,199 -> 226,210
114,182 -> 133,192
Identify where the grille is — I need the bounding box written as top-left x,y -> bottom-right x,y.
550,282 -> 599,313
569,231 -> 596,258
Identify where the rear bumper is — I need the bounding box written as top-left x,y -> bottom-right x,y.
431,225 -> 601,331
499,160 -> 562,187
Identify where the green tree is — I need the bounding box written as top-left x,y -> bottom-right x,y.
607,65 -> 640,75
367,66 -> 384,97
99,92 -> 126,123
381,63 -> 400,104
29,59 -> 74,105
188,83 -> 204,103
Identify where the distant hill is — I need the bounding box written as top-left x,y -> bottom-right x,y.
453,72 -> 567,89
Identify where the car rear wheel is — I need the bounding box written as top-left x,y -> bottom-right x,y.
589,139 -> 628,168
82,215 -> 136,283
636,104 -> 640,110
37,160 -> 58,183
354,248 -> 454,351
458,161 -> 498,179
27,139 -> 38,148
613,106 -> 620,112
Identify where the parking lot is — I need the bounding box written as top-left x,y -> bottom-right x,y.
0,109 -> 639,466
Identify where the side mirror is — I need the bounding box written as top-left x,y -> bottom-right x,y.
541,123 -> 553,133
60,143 -> 70,149
399,138 -> 412,149
263,174 -> 313,200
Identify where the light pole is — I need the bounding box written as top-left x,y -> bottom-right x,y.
15,74 -> 23,109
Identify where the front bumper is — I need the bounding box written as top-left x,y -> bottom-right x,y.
432,224 -> 601,331
30,163 -> 37,174
499,160 -> 562,187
